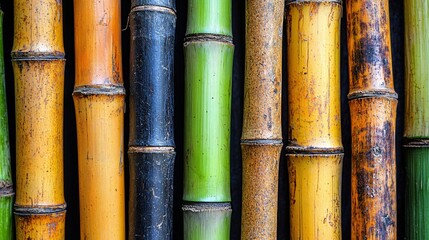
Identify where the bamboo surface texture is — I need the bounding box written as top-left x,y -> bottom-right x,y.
0,7 -> 13,240
128,0 -> 176,239
404,1 -> 429,239
241,0 -> 284,239
182,0 -> 234,239
74,0 -> 125,239
347,1 -> 398,239
286,1 -> 343,239
12,0 -> 66,239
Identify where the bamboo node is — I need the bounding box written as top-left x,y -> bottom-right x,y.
0,181 -> 14,197
404,139 -> 429,147
285,146 -> 343,154
182,203 -> 231,213
184,34 -> 233,46
73,85 -> 126,96
130,5 -> 176,16
14,203 -> 67,214
241,139 -> 282,145
128,146 -> 175,153
347,90 -> 398,100
286,0 -> 342,5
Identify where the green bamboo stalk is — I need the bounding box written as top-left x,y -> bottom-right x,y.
182,0 -> 234,239
0,8 -> 13,240
404,0 -> 429,238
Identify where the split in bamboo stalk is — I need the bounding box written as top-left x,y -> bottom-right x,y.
128,0 -> 176,239
182,0 -> 234,239
241,0 -> 284,239
285,1 -> 343,239
74,0 -> 125,239
404,1 -> 429,238
0,7 -> 13,240
346,1 -> 398,239
12,0 -> 66,238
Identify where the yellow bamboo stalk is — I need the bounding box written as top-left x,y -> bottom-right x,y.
74,0 -> 125,239
286,1 -> 343,239
12,0 -> 66,238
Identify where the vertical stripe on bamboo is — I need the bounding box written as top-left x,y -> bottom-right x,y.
0,7 -> 13,240
241,0 -> 284,239
404,0 -> 429,239
12,0 -> 66,238
346,0 -> 398,239
182,0 -> 234,239
286,1 -> 343,239
74,0 -> 125,239
128,0 -> 176,239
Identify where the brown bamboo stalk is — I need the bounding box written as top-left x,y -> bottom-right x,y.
241,0 -> 284,238
74,0 -> 126,239
12,0 -> 66,238
346,1 -> 398,239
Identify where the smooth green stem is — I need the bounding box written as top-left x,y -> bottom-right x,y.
183,204 -> 232,240
404,0 -> 429,138
186,0 -> 232,36
406,147 -> 429,239
0,9 -> 13,240
183,41 -> 233,202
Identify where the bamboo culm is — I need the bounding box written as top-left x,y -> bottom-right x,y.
286,1 -> 343,239
241,0 -> 284,239
404,1 -> 429,239
347,1 -> 398,239
128,0 -> 176,239
0,7 -> 13,240
182,0 -> 234,239
12,0 -> 66,238
74,0 -> 125,239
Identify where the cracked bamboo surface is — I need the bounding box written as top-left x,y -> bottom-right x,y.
74,0 -> 125,239
404,0 -> 429,238
241,0 -> 284,239
347,0 -> 398,239
286,1 -> 343,239
12,0 -> 66,239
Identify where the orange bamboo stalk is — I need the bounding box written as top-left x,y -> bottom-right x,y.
346,0 -> 398,239
12,0 -> 66,239
73,0 -> 125,239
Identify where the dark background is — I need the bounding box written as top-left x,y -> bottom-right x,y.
0,0 -> 405,239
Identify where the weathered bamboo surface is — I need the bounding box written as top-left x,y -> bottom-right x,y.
241,0 -> 284,239
286,1 -> 343,239
74,0 -> 125,239
347,0 -> 398,239
404,0 -> 429,238
128,0 -> 176,239
12,0 -> 66,238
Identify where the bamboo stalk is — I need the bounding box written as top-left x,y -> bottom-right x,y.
182,0 -> 234,239
12,0 -> 66,238
404,1 -> 429,239
285,1 -> 343,239
240,0 -> 284,239
74,0 -> 125,239
346,1 -> 398,239
0,7 -> 13,240
128,0 -> 176,239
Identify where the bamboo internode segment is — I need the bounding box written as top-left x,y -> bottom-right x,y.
74,0 -> 125,239
286,2 -> 343,239
241,0 -> 284,239
0,9 -> 13,239
404,1 -> 429,238
183,0 -> 233,238
128,0 -> 176,239
347,1 -> 397,239
12,0 -> 66,238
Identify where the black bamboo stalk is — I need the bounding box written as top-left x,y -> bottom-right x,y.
128,0 -> 176,239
